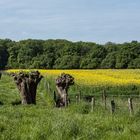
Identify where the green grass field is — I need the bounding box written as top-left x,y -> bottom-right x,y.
0,74 -> 140,140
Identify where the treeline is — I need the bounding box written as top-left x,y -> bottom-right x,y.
0,39 -> 140,69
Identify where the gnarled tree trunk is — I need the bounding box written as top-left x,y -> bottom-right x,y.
0,72 -> 1,79
11,71 -> 43,104
55,73 -> 74,107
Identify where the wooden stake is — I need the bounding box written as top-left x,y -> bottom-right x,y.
104,95 -> 107,109
111,100 -> 115,114
47,82 -> 50,93
54,91 -> 56,102
91,97 -> 95,112
76,95 -> 78,104
102,90 -> 105,102
102,90 -> 107,109
78,91 -> 81,102
44,78 -> 47,93
128,98 -> 134,116
64,94 -> 67,107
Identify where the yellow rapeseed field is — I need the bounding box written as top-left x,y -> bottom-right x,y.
6,69 -> 140,86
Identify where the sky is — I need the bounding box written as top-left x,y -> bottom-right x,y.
0,0 -> 140,43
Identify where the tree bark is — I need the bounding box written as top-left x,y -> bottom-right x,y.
12,71 -> 43,104
0,72 -> 1,79
55,73 -> 74,107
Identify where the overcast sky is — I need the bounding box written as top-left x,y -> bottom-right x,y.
0,0 -> 140,43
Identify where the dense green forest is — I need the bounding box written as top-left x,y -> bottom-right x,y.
0,39 -> 140,69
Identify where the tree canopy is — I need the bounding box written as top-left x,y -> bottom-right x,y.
0,39 -> 140,69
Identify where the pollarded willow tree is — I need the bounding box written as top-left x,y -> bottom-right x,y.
0,72 -> 1,79
11,71 -> 43,104
55,73 -> 74,107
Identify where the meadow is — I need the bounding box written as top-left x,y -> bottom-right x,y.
0,69 -> 140,140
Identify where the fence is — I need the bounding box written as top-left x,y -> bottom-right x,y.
45,80 -> 140,116
72,92 -> 140,116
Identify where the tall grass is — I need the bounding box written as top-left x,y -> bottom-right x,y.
0,73 -> 140,140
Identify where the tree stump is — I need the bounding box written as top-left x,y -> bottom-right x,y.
0,72 -> 2,79
11,71 -> 43,104
55,73 -> 74,107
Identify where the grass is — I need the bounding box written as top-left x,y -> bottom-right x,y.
0,71 -> 140,140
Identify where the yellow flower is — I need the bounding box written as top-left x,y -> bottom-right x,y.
6,69 -> 140,86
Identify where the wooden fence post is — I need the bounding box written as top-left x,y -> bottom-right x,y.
76,95 -> 78,104
53,91 -> 56,106
91,97 -> 95,112
111,100 -> 115,114
47,82 -> 50,93
64,94 -> 67,107
78,91 -> 81,102
102,90 -> 105,102
44,78 -> 47,93
54,91 -> 56,101
102,90 -> 107,109
104,95 -> 107,109
128,98 -> 134,116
